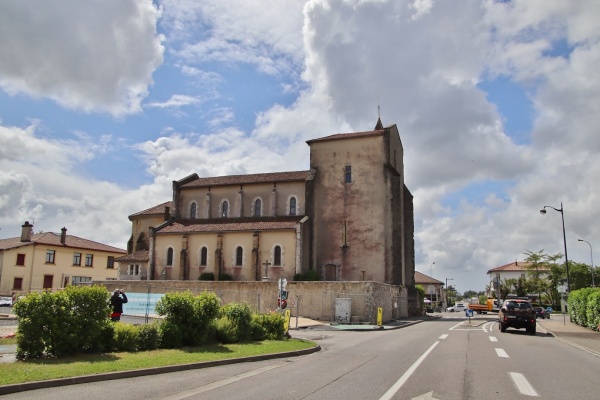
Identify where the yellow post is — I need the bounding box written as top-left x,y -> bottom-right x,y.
377,307 -> 383,326
284,309 -> 291,333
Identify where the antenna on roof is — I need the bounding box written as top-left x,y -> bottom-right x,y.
378,97 -> 381,119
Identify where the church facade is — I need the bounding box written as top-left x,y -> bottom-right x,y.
118,120 -> 415,289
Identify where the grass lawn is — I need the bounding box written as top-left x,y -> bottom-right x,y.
0,339 -> 316,386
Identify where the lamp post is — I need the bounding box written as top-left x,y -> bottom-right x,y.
446,277 -> 453,308
540,202 -> 570,293
578,239 -> 595,287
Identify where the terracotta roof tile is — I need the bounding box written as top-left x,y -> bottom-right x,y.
414,271 -> 444,285
116,250 -> 149,262
180,171 -> 311,188
0,232 -> 126,253
129,201 -> 172,218
487,261 -> 549,274
157,216 -> 306,234
306,129 -> 384,144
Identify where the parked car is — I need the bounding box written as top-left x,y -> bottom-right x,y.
446,306 -> 455,312
533,307 -> 548,319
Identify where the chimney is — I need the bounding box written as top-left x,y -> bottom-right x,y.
164,206 -> 170,221
21,221 -> 33,242
61,227 -> 67,245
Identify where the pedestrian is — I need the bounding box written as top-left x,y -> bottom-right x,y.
110,289 -> 128,321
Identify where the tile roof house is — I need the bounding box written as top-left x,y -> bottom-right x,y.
0,221 -> 126,294
118,120 -> 416,299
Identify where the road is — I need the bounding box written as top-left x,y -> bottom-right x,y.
3,313 -> 600,399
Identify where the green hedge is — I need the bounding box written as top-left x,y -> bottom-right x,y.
568,288 -> 600,331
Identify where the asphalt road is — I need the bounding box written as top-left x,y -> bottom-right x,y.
3,313 -> 600,399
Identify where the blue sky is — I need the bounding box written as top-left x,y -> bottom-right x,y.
1,0 -> 600,293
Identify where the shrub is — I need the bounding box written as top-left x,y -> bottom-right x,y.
294,270 -> 320,281
137,323 -> 160,351
13,285 -> 113,359
219,273 -> 233,281
221,303 -> 253,342
252,313 -> 285,340
214,316 -> 239,344
199,272 -> 215,281
568,288 -> 595,326
155,291 -> 221,346
159,320 -> 183,349
113,323 -> 138,352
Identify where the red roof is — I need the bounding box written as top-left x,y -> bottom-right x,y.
157,216 -> 306,234
129,201 -> 172,218
487,261 -> 549,274
0,232 -> 126,253
180,171 -> 311,188
116,249 -> 149,262
414,271 -> 444,285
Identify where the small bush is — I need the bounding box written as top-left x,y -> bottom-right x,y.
294,270 -> 320,281
252,313 -> 285,340
221,303 -> 253,342
219,273 -> 233,281
113,323 -> 138,352
137,323 -> 160,351
199,272 -> 215,281
214,316 -> 239,344
159,320 -> 183,349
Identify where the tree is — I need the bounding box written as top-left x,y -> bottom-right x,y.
463,290 -> 479,299
568,261 -> 593,291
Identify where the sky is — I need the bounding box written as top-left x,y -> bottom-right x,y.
1,0 -> 599,294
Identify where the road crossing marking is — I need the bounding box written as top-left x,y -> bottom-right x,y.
489,336 -> 498,342
495,348 -> 509,358
510,372 -> 539,396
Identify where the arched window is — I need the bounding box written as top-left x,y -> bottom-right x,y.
274,245 -> 282,266
166,248 -> 174,266
254,199 -> 262,217
222,200 -> 229,217
289,197 -> 297,216
200,247 -> 208,266
235,246 -> 243,266
190,202 -> 197,219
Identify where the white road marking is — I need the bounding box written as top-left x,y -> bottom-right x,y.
489,336 -> 498,342
510,372 -> 539,396
495,348 -> 509,358
439,334 -> 448,340
160,362 -> 288,399
379,341 -> 440,400
448,321 -> 464,331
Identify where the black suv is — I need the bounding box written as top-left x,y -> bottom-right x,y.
498,299 -> 537,335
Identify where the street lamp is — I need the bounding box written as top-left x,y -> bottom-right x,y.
578,239 -> 595,287
540,202 -> 570,293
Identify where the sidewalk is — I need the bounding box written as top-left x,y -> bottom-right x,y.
536,313 -> 600,357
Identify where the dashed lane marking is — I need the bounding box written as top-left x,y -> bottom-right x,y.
495,348 -> 509,358
489,336 -> 498,342
510,372 -> 539,396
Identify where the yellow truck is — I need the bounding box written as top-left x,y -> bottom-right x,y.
467,298 -> 502,314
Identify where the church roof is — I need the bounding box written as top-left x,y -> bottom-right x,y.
180,170 -> 311,188
129,201 -> 172,218
156,216 -> 306,234
306,129 -> 384,144
116,249 -> 149,262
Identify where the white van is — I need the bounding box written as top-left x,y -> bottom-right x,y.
454,302 -> 467,312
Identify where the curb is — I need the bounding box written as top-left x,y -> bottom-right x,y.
0,344 -> 321,396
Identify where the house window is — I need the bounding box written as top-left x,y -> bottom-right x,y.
200,247 -> 208,266
43,275 -> 53,289
345,165 -> 352,183
289,197 -> 297,216
128,265 -> 140,276
85,254 -> 93,267
167,248 -> 174,266
73,253 -> 81,266
46,250 -> 55,264
16,253 -> 25,266
107,256 -> 115,269
235,246 -> 243,266
254,199 -> 262,217
274,246 -> 282,266
13,277 -> 23,290
190,202 -> 197,219
71,276 -> 92,284
222,201 -> 229,218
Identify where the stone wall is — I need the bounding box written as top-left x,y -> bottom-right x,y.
96,280 -> 409,323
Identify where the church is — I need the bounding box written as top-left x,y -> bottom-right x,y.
117,119 -> 415,291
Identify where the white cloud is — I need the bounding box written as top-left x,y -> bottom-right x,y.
145,94 -> 202,109
0,0 -> 164,116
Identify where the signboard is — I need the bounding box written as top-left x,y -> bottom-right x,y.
466,309 -> 473,317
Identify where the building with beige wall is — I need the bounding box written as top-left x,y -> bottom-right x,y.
0,221 -> 126,295
118,120 -> 416,304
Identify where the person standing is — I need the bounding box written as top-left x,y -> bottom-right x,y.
110,289 -> 128,321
